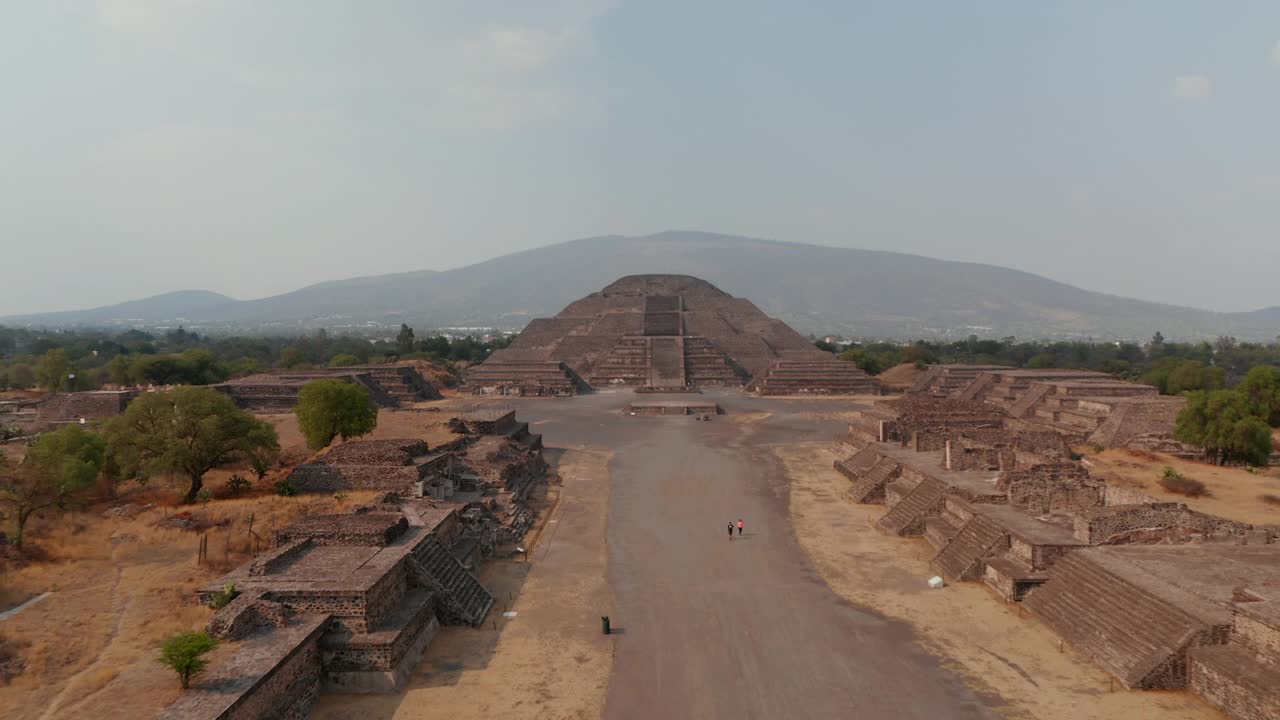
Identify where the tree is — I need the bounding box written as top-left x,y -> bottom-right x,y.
9,363 -> 34,390
294,379 -> 378,450
37,348 -> 72,392
327,353 -> 361,368
104,386 -> 279,503
107,354 -> 132,386
1238,365 -> 1280,427
278,345 -> 308,369
1141,358 -> 1223,395
1174,389 -> 1273,466
158,631 -> 219,689
396,324 -> 415,355
0,425 -> 106,547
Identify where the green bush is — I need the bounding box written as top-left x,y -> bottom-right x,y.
158,631 -> 219,689
274,480 -> 297,497
225,474 -> 252,495
208,583 -> 239,610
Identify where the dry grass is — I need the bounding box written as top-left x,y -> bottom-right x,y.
1084,448 -> 1280,524
0,403 -> 457,719
1158,473 -> 1209,497
0,490 -> 379,720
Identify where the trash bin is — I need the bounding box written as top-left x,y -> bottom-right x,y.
601,616 -> 611,635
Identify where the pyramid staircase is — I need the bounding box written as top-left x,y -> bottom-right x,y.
931,513 -> 1009,582
877,476 -> 947,536
683,337 -> 747,385
409,537 -> 494,627
844,456 -> 903,504
1024,551 -> 1223,688
648,337 -> 687,387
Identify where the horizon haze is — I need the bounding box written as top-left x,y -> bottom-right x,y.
2,2 -> 1278,317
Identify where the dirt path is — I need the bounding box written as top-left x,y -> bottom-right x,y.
311,447 -> 614,720
594,398 -> 999,720
777,441 -> 1225,720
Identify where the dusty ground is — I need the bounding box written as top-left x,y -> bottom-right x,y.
0,492 -> 378,720
311,446 -> 613,720
1082,448 -> 1280,525
778,441 -> 1224,720
876,362 -> 922,390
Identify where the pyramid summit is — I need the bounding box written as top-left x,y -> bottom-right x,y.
465,274 -> 878,395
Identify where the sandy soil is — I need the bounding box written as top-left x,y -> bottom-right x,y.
876,363 -> 922,390
1082,448 -> 1280,525
311,447 -> 614,720
777,442 -> 1224,720
0,492 -> 378,720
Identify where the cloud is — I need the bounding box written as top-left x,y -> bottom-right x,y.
1173,74 -> 1211,102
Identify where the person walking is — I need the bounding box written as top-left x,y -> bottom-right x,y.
737,518 -> 744,536
727,523 -> 734,540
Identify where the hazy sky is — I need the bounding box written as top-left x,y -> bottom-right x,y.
3,1 -> 1279,315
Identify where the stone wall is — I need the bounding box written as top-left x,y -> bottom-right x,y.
247,540 -> 313,577
1073,503 -> 1254,545
207,591 -> 291,641
35,391 -> 137,421
1000,465 -> 1103,515
157,616 -> 327,720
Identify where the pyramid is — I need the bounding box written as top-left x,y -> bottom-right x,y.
467,275 -> 841,393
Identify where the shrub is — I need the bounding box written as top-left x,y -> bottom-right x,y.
196,488 -> 213,505
273,480 -> 296,497
158,631 -> 219,689
208,583 -> 239,610
225,474 -> 252,495
1158,471 -> 1208,498
333,492 -> 348,502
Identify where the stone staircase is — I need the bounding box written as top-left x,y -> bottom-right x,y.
1024,551 -> 1217,688
845,457 -> 903,504
923,498 -> 971,551
931,513 -> 1009,582
358,366 -> 442,405
877,476 -> 947,536
409,537 -> 494,627
748,360 -> 880,395
834,447 -> 881,481
909,365 -> 1009,398
648,337 -> 687,387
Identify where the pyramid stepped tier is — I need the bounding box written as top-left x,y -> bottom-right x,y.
748,359 -> 881,396
1189,644 -> 1280,720
957,369 -> 1116,411
216,366 -> 438,411
908,365 -> 1010,398
465,360 -> 590,396
468,275 -> 828,390
683,336 -> 748,385
1024,547 -> 1246,689
588,337 -> 652,386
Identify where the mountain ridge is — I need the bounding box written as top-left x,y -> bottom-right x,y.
2,232 -> 1276,340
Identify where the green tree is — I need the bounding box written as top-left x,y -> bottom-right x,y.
1025,353 -> 1056,369
9,363 -> 35,390
278,345 -> 308,369
107,354 -> 132,386
294,379 -> 378,450
158,631 -> 219,689
1174,389 -> 1273,466
1141,358 -> 1223,395
396,324 -> 415,355
1238,365 -> 1280,427
37,348 -> 72,392
0,425 -> 106,546
104,387 -> 279,503
327,353 -> 361,368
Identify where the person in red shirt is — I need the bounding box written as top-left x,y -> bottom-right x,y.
737,518 -> 744,536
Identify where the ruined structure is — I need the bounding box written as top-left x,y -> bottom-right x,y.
215,365 -> 440,412
161,411 -> 551,719
34,390 -> 138,422
901,365 -> 1194,455
833,396 -> 1280,718
467,275 -> 871,395
161,501 -> 494,719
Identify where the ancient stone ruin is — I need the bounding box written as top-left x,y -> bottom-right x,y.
833,394 -> 1280,718
466,274 -> 876,395
215,365 -> 441,412
158,411 -> 549,719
